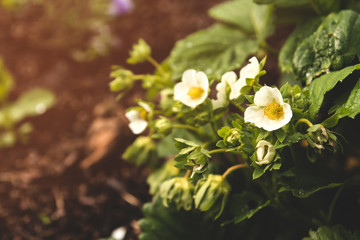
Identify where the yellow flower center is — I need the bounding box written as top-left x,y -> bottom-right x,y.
187,86 -> 204,100
140,109 -> 148,120
264,102 -> 284,120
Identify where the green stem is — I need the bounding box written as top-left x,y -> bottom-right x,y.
327,185 -> 344,224
208,148 -> 228,155
147,56 -> 165,75
295,118 -> 314,130
222,164 -> 248,179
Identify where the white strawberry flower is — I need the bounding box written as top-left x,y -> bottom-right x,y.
230,56 -> 260,100
255,140 -> 276,165
125,102 -> 151,134
174,69 -> 209,108
212,71 -> 237,109
244,86 -> 292,131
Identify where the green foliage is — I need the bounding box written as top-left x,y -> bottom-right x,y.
0,60 -> 55,148
334,76 -> 360,119
147,160 -> 180,195
303,225 -> 360,240
194,174 -> 231,219
122,136 -> 159,168
279,10 -> 360,84
168,24 -> 260,79
307,64 -> 360,120
127,38 -> 151,65
139,196 -> 243,240
223,192 -> 270,224
0,89 -> 55,125
278,167 -> 342,198
118,1 -> 360,238
209,0 -> 274,38
160,177 -> 194,211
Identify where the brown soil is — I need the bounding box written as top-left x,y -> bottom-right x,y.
0,0 -> 224,239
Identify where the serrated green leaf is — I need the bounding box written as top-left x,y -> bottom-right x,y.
252,165 -> 266,179
216,140 -> 227,149
223,192 -> 270,225
209,0 -> 274,39
168,24 -> 260,79
275,128 -> 286,143
279,17 -> 322,73
174,138 -> 200,147
217,126 -> 231,138
303,225 -> 360,240
278,167 -> 343,198
321,114 -> 339,128
281,10 -> 360,83
308,65 -> 359,120
139,196 -> 244,240
335,77 -> 360,119
209,0 -> 254,34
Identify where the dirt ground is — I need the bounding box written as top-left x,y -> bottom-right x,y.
0,0 -> 224,239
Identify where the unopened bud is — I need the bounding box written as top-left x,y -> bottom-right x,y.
194,174 -> 231,219
109,69 -> 134,92
160,177 -> 194,211
122,136 -> 158,168
127,38 -> 151,64
154,117 -> 172,135
225,129 -> 241,147
255,140 -> 276,165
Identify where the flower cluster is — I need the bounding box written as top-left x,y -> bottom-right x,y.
116,40 -> 343,226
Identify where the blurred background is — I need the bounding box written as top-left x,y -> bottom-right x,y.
0,0 -> 224,239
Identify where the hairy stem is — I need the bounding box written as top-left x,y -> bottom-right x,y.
222,164 -> 248,179
147,56 -> 165,75
295,118 -> 314,130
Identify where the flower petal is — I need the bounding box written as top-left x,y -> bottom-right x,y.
222,71 -> 237,85
182,69 -> 197,86
212,72 -> 236,109
254,86 -> 283,106
125,109 -> 140,122
230,77 -> 246,100
195,71 -> 209,89
138,102 -> 151,112
240,56 -> 259,80
244,106 -> 264,124
129,119 -> 148,134
174,82 -> 189,100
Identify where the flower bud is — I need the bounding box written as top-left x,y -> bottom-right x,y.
154,117 -> 172,136
255,140 -> 275,165
160,177 -> 194,211
109,69 -> 134,92
127,38 -> 151,64
194,174 -> 231,219
224,129 -> 241,147
122,136 -> 158,168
